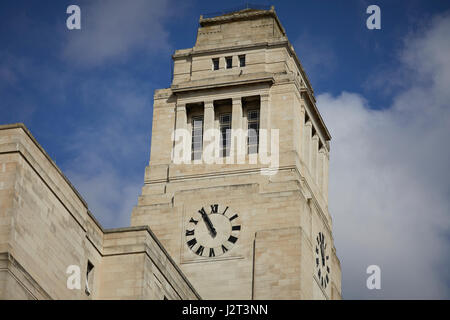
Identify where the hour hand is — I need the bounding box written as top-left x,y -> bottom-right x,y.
199,208 -> 217,237
204,217 -> 217,238
320,244 -> 325,266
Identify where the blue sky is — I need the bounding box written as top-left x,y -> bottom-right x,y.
1,0 -> 449,299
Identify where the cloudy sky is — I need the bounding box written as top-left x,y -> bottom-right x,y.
1,0 -> 449,299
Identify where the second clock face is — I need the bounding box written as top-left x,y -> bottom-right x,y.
185,204 -> 241,258
315,231 -> 331,289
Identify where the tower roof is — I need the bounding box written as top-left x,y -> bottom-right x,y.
195,5 -> 287,50
199,5 -> 286,37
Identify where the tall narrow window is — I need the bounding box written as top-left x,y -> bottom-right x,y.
191,116 -> 203,160
212,58 -> 219,70
85,261 -> 94,296
239,55 -> 246,67
247,110 -> 259,154
226,56 -> 232,69
219,114 -> 231,157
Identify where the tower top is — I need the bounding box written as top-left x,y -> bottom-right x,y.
195,5 -> 286,49
199,5 -> 284,34
171,5 -> 331,143
200,4 -> 275,19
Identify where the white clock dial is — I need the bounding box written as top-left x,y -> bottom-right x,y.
185,204 -> 241,258
315,231 -> 331,289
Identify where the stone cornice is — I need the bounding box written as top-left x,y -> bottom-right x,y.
171,75 -> 274,94
173,39 -> 288,58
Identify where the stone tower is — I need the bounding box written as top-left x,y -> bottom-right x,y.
131,6 -> 341,300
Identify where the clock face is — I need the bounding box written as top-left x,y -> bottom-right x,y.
185,204 -> 241,258
315,231 -> 330,289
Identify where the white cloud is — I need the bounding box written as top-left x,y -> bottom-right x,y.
319,12 -> 450,299
62,0 -> 172,66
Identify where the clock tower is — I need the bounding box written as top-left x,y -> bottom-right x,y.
131,6 -> 342,300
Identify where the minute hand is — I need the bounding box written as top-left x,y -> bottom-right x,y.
199,209 -> 217,237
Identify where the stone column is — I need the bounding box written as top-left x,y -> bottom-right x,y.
324,150 -> 329,203
303,120 -> 312,170
260,94 -> 270,131
260,94 -> 271,154
203,100 -> 215,162
318,147 -> 325,196
175,104 -> 187,132
231,97 -> 243,160
311,134 -> 319,184
175,103 -> 188,163
299,106 -> 305,161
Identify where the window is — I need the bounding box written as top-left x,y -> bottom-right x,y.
212,58 -> 219,70
247,110 -> 260,154
191,116 -> 203,160
219,114 -> 231,157
226,56 -> 232,69
239,55 -> 246,67
85,261 -> 94,296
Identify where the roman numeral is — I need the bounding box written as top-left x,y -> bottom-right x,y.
196,245 -> 204,256
232,225 -> 241,231
187,238 -> 197,249
228,235 -> 238,244
229,214 -> 238,221
198,207 -> 207,216
319,232 -> 325,244
189,218 -> 198,225
222,206 -> 229,215
209,248 -> 215,257
185,229 -> 194,236
221,245 -> 228,254
210,204 -> 218,213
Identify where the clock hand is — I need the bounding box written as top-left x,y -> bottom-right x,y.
321,243 -> 325,266
199,208 -> 217,238
205,216 -> 217,238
